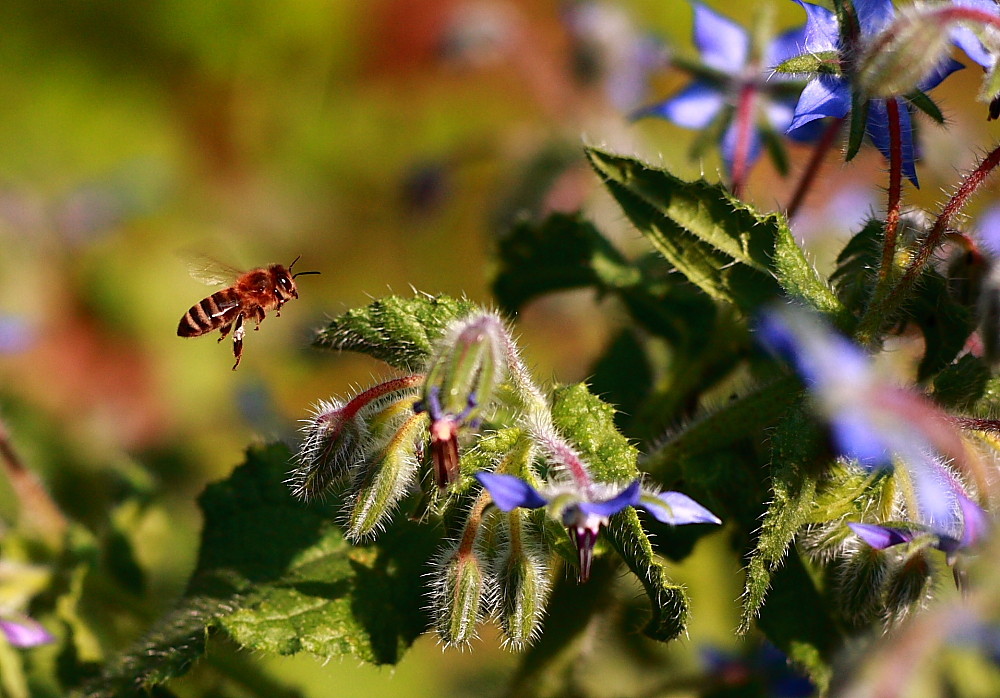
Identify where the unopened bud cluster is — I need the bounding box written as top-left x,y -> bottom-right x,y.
290,309 -> 718,648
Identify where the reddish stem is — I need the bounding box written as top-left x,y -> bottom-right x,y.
729,85 -> 756,198
786,117 -> 844,219
878,98 -> 904,283
903,144 -> 1000,287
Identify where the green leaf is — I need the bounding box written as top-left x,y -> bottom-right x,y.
933,355 -> 991,410
549,383 -> 638,483
604,508 -> 690,642
492,212 -> 635,313
313,294 -> 479,370
740,406 -> 823,633
756,548 -> 837,691
830,218 -> 880,314
642,376 -> 802,479
846,90 -> 869,162
586,147 -> 845,320
87,444 -> 440,696
907,268 -> 976,380
774,51 -> 841,76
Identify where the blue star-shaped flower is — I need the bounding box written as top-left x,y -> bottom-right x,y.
788,0 -> 963,186
636,2 -> 821,179
475,472 -> 720,582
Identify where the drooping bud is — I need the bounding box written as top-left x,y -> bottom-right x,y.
883,550 -> 932,626
429,543 -> 495,648
856,8 -> 953,98
289,375 -> 423,501
418,313 -> 508,487
833,543 -> 891,629
495,512 -> 550,649
342,403 -> 426,542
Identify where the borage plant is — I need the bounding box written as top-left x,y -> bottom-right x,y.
54,1 -> 1000,696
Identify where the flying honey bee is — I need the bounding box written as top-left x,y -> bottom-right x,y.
177,256 -> 319,370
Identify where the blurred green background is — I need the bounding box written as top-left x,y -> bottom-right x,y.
0,1 -> 995,695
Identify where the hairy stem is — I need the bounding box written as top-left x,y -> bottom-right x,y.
787,117 -> 844,219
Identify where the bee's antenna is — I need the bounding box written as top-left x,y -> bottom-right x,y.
289,255 -> 320,278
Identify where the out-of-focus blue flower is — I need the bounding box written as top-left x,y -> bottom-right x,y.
475,471 -> 719,581
0,316 -> 35,354
635,2 -> 820,177
788,0 -> 963,186
756,306 -> 981,539
0,614 -> 54,648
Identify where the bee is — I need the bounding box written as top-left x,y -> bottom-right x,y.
177,256 -> 319,370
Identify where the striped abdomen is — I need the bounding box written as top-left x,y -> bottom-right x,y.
177,288 -> 242,337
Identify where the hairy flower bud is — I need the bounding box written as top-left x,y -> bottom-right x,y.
429,543 -> 495,648
289,375 -> 423,501
494,514 -> 550,650
342,404 -> 425,542
418,313 -> 508,487
856,9 -> 952,98
883,550 -> 932,626
834,543 -> 891,629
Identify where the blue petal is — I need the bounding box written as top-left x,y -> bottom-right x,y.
918,57 -> 965,92
848,522 -> 915,549
720,116 -> 763,176
867,98 -> 919,187
853,0 -> 896,37
788,75 -> 850,131
578,479 -> 642,517
692,2 -> 749,73
766,24 -> 810,68
768,97 -> 826,142
959,493 -> 990,549
755,307 -> 871,391
977,205 -> 1000,257
830,412 -> 892,468
793,1 -> 839,53
903,450 -> 962,539
641,491 -> 721,525
638,80 -> 725,129
475,472 -> 547,511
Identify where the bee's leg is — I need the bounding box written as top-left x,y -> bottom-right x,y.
253,306 -> 265,330
231,313 -> 246,370
217,322 -> 233,343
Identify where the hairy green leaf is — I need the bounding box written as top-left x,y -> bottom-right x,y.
87,444 -> 440,696
313,294 -> 478,369
493,212 -> 636,312
740,406 -> 823,633
586,147 -> 845,320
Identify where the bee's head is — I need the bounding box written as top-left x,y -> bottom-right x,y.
272,256 -> 319,301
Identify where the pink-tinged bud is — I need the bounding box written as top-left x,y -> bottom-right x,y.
290,375 -> 423,501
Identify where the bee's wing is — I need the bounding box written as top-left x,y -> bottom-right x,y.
186,255 -> 245,286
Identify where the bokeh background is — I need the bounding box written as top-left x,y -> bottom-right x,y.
0,1 -> 997,695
